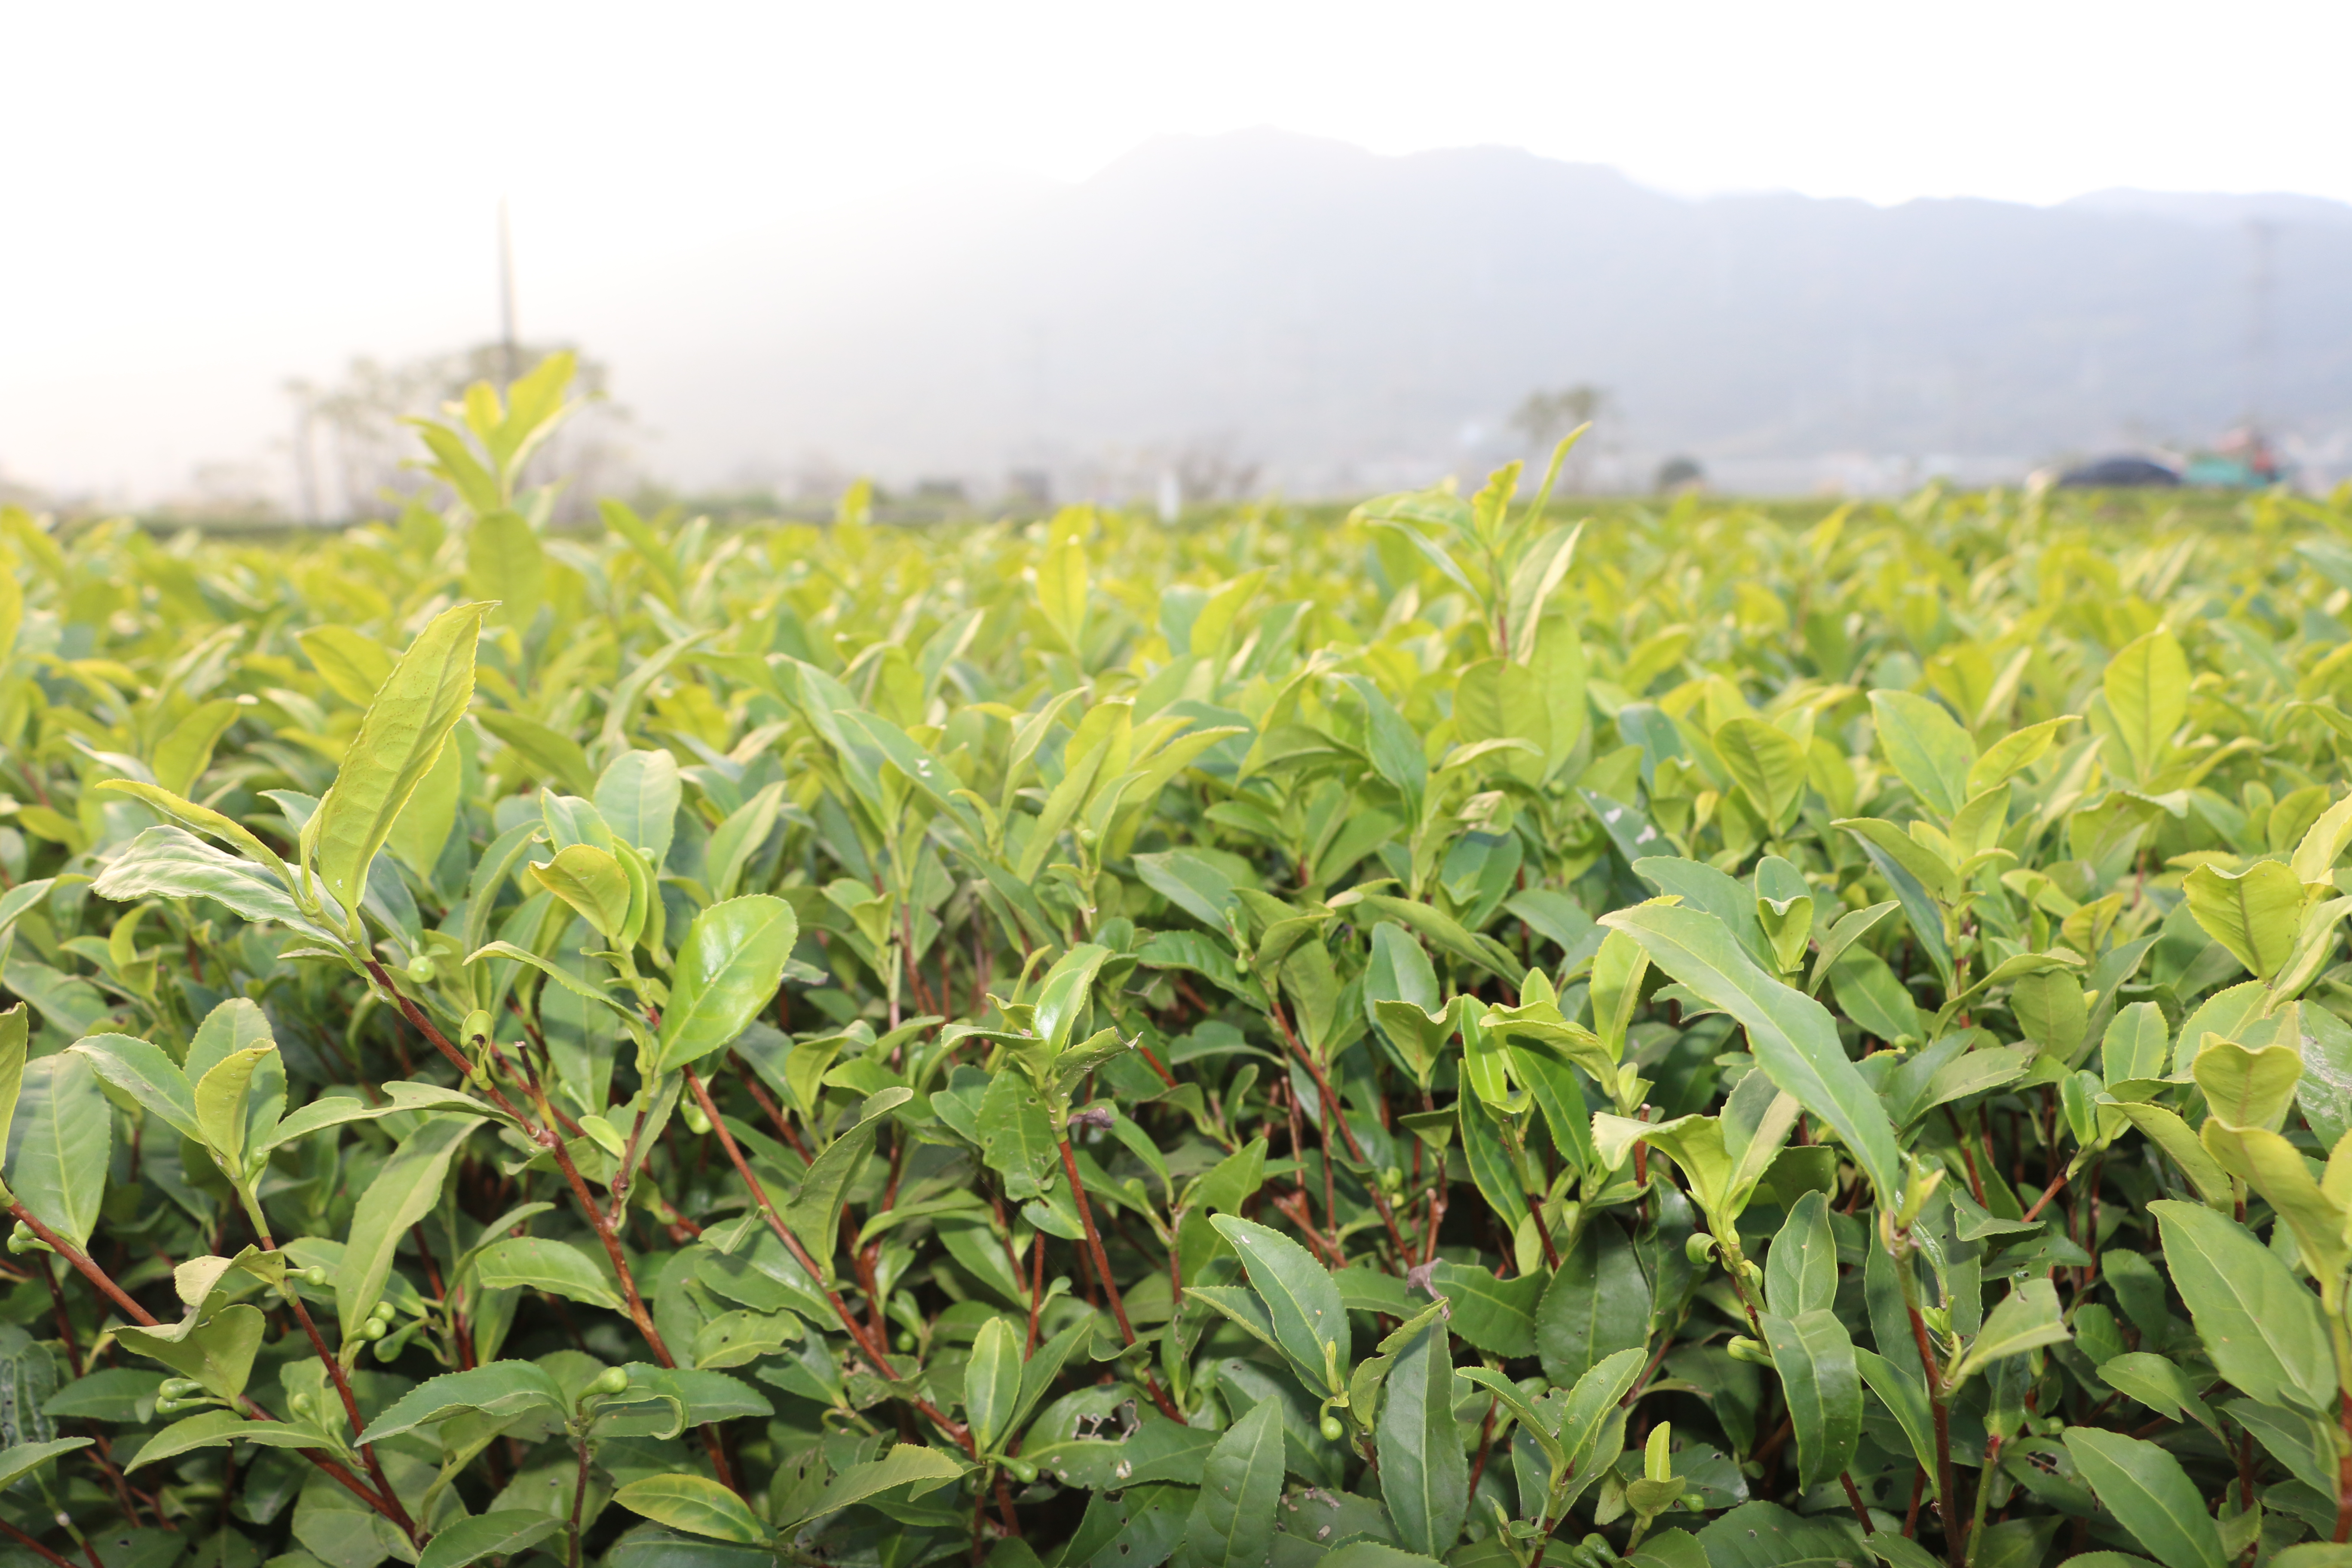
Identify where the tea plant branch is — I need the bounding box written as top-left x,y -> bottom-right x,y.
9,1204 -> 408,1530
1274,1017 -> 1415,1265
568,1426 -> 591,1568
361,957 -> 676,1368
2338,1390 -> 2352,1545
1054,1133 -> 1184,1422
680,1065 -> 977,1456
0,1514 -> 86,1568
2018,1169 -> 2066,1223
238,1198 -> 419,1544
730,1052 -> 813,1161
363,959 -> 745,1496
1901,1291 -> 1962,1568
521,1073 -> 678,1368
10,1203 -> 153,1328
1841,1473 -> 1874,1534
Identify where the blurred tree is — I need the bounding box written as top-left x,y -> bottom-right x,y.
287,343 -> 633,523
1654,454 -> 1706,493
1511,384 -> 1611,489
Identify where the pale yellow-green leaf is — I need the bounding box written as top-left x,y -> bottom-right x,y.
312,601 -> 492,925
529,844 -> 633,941
1035,536 -> 1087,655
2104,624 -> 2188,781
2182,859 -> 2307,982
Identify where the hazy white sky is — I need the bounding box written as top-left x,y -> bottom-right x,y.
5,0 -> 2348,502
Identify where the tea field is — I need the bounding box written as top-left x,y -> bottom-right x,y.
4,355 -> 2352,1568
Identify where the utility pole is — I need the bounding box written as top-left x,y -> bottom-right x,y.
499,197 -> 520,387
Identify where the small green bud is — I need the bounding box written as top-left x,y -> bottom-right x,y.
1317,1414 -> 1344,1442
1683,1233 -> 1717,1266
680,1099 -> 712,1136
153,1396 -> 194,1415
158,1378 -> 201,1399
461,1010 -> 493,1047
405,953 -> 437,983
894,1332 -> 916,1354
1725,1336 -> 1773,1367
303,1266 -> 330,1286
360,1319 -> 388,1341
587,1367 -> 631,1397
1380,1167 -> 1403,1194
1002,1458 -> 1038,1485
288,1392 -> 315,1418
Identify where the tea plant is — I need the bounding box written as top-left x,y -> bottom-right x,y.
4,355 -> 2352,1568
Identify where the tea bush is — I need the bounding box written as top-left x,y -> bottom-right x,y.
4,355 -> 2352,1568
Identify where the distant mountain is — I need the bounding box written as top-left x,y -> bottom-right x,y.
619,130 -> 2352,498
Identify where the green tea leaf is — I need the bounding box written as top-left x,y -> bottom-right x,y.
336,1114 -> 484,1338
1179,1397 -> 1284,1568
1376,1315 -> 1465,1557
2152,1199 -> 2333,1412
964,1316 -> 1022,1455
1757,1309 -> 1859,1490
311,601 -> 491,925
613,1476 -> 768,1544
1869,690 -> 1974,818
2183,859 -> 2306,982
1764,1191 -> 1837,1317
1601,901 -> 1904,1205
357,1361 -> 570,1443
7,1053 -> 110,1250
416,1511 -> 564,1568
2103,625 -> 2189,782
1209,1215 -> 1349,1394
1535,1219 -> 1650,1391
656,896 -> 797,1075
780,1088 -> 914,1274
473,1237 -> 622,1310
2061,1427 -> 2224,1568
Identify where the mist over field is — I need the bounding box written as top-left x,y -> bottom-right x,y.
36,131 -> 2347,514
603,130 -> 2352,502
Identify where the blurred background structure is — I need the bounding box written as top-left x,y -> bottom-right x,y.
4,2 -> 2351,519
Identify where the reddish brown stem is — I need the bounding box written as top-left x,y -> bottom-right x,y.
1943,1106 -> 1987,1207
2337,1389 -> 2352,1543
1841,1471 -> 1874,1533
37,1257 -> 80,1377
1028,1229 -> 1046,1353
1906,1301 -> 1962,1567
284,1289 -> 418,1541
369,964 -> 732,1495
2020,1168 -> 2067,1223
731,1054 -> 814,1161
993,1472 -> 1022,1538
0,1516 -> 83,1568
1276,1023 -> 1414,1265
12,1204 -> 155,1327
683,1067 -> 976,1455
1465,1398 -> 1497,1496
1057,1136 -> 1183,1423
1268,1190 -> 1349,1269
1136,1044 -> 1179,1090
1522,1192 -> 1563,1270
361,959 -> 533,1123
